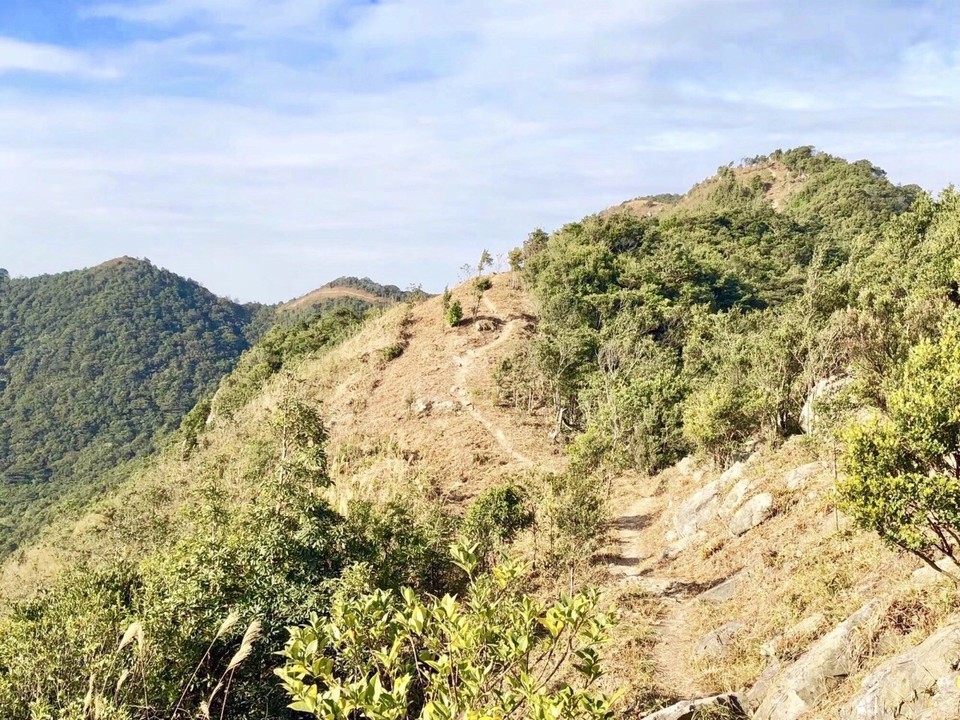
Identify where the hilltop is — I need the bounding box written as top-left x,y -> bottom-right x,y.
3,147 -> 960,719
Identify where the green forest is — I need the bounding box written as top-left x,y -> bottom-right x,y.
4,148 -> 960,719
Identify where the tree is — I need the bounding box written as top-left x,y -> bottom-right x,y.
277,545 -> 619,720
838,325 -> 960,577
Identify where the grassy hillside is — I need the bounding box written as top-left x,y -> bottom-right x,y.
5,148 -> 960,720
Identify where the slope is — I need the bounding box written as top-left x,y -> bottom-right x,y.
0,257 -> 267,555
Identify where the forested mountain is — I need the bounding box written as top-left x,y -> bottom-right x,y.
0,258 -> 267,554
6,148 -> 960,719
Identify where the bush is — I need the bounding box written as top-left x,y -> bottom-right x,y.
277,545 -> 619,720
461,484 -> 534,560
838,325 -> 960,575
445,300 -> 463,327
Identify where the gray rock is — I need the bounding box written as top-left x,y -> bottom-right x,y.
911,557 -> 960,584
729,492 -> 774,536
641,693 -> 747,720
746,660 -> 783,712
673,461 -> 747,539
697,572 -> 744,604
719,476 -> 757,518
623,575 -> 684,597
783,462 -> 824,491
753,600 -> 882,720
847,619 -> 960,720
800,376 -> 852,434
676,455 -> 698,476
695,621 -> 744,658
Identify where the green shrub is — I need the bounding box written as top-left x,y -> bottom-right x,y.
445,300 -> 463,327
838,325 -> 960,574
461,484 -> 534,560
277,545 -> 619,720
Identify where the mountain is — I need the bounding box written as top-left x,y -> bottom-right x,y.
4,148 -> 960,719
0,257 -> 270,553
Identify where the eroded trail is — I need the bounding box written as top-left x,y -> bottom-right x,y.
450,296 -> 534,467
606,475 -> 712,701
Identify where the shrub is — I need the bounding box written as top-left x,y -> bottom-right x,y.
445,300 -> 463,327
838,325 -> 960,576
276,545 -> 619,720
461,484 -> 534,560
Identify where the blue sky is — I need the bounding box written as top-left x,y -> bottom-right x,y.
1,0 -> 959,302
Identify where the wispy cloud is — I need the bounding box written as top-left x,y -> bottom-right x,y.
1,1 -> 959,301
0,37 -> 117,78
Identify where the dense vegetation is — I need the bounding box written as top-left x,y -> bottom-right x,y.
0,258 -> 268,555
502,148 -> 926,475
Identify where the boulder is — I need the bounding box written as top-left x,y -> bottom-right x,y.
673,461 -> 747,538
847,619 -> 960,720
800,376 -> 852,434
719,476 -> 757,518
641,693 -> 747,720
729,493 -> 774,536
783,461 -> 824,491
753,600 -> 882,720
695,621 -> 744,658
697,572 -> 744,604
911,556 -> 960,584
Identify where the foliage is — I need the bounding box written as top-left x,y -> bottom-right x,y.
0,400 -> 462,719
838,325 -> 960,573
461,484 -> 534,562
444,300 -> 463,327
515,148 -> 930,472
0,258 -> 267,555
277,545 -> 619,720
212,307 -> 363,417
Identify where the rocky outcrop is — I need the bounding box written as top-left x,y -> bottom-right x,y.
752,600 -> 882,720
782,461 -> 824,491
695,621 -> 744,659
641,693 -> 747,720
729,492 -> 774,536
697,572 -> 744,604
846,619 -> 960,719
666,462 -> 748,555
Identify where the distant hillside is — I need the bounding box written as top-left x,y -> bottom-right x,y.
279,276 -> 415,321
0,258 -> 268,554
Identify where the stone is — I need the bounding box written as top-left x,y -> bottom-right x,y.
695,621 -> 744,658
800,376 -> 852,434
911,557 -> 960,584
673,461 -> 747,539
697,572 -> 744,604
640,693 -> 747,720
729,493 -> 774,536
783,461 -> 824,491
753,600 -> 882,720
719,476 -> 757,518
623,575 -> 683,597
847,619 -> 960,720
745,660 -> 783,712
663,530 -> 706,560
676,455 -> 697,476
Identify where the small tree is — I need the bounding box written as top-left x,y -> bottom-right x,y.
838,326 -> 960,577
445,300 -> 463,327
277,544 -> 619,720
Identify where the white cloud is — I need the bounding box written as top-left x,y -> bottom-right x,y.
0,37 -> 117,78
1,1 -> 959,300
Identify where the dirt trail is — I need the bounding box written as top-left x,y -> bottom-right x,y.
450,296 -> 534,467
606,475 -> 710,701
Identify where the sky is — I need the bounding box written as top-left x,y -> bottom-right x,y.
0,1 -> 959,302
